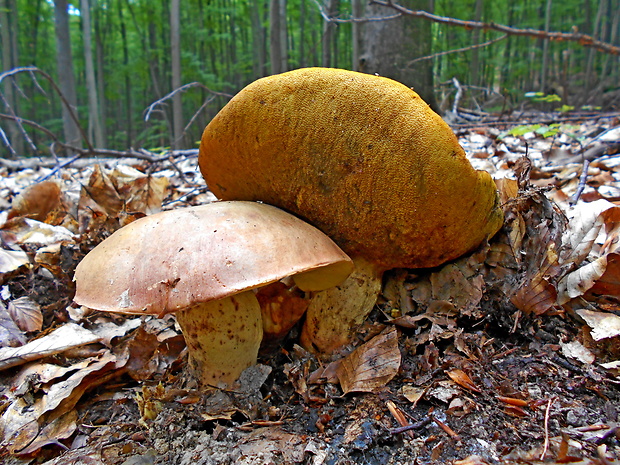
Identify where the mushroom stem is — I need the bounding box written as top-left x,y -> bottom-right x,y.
175,290 -> 263,388
300,256 -> 383,354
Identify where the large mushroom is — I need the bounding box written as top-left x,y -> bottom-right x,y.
73,201 -> 353,387
198,67 -> 504,353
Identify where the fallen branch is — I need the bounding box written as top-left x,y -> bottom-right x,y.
370,1 -> 620,55
0,67 -> 94,153
0,149 -> 199,171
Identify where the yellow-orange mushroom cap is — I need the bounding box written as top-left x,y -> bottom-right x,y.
199,67 -> 503,271
73,201 -> 353,386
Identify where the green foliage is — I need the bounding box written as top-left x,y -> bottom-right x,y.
524,91 -> 562,103
3,0 -> 619,154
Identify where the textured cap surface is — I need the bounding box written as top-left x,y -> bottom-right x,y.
74,201 -> 353,315
199,67 -> 503,270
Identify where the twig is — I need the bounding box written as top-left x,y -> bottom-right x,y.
311,0 -> 401,23
407,34 -> 508,65
370,1 -> 620,55
432,414 -> 461,441
389,416 -> 432,435
540,397 -> 556,461
144,81 -> 232,122
0,66 -> 94,153
569,159 -> 591,206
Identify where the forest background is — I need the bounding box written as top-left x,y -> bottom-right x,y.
0,0 -> 619,158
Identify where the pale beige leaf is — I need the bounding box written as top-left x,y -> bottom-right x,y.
8,296 -> 43,332
560,340 -> 595,364
576,309 -> 620,341
0,248 -> 30,274
336,327 -> 400,395
0,323 -> 101,370
557,256 -> 607,304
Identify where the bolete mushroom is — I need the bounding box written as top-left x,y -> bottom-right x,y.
198,68 -> 504,353
73,201 -> 353,387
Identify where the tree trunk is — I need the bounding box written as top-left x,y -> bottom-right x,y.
540,0 -> 553,93
118,0 -> 133,148
80,0 -> 105,148
359,0 -> 437,110
470,0 -> 484,87
170,0 -> 183,149
0,0 -> 22,157
269,0 -> 288,74
351,0 -> 362,71
321,0 -> 339,67
251,0 -> 267,77
54,0 -> 82,151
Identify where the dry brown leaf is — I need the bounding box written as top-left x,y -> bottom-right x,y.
7,181 -> 64,223
336,327 -> 400,395
16,410 -> 78,455
447,368 -> 481,393
7,296 -> 42,332
0,300 -> 26,348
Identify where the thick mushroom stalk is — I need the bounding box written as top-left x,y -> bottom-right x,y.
176,292 -> 262,387
300,256 -> 382,354
73,201 -> 353,388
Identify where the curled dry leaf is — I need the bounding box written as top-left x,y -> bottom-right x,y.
7,296 -> 42,332
447,368 -> 481,393
336,327 -> 400,395
558,200 -> 620,304
7,180 -> 65,223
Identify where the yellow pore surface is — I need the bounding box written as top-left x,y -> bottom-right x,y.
200,68 -> 503,270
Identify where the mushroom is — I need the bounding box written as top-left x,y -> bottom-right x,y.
198,67 -> 504,353
73,201 -> 353,387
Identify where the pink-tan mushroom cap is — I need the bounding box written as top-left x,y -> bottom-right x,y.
73,201 -> 354,316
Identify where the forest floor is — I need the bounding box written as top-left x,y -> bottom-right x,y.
1,110 -> 620,465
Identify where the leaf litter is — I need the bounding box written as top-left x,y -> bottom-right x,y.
0,115 -> 619,464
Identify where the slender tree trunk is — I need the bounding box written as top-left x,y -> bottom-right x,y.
170,0 -> 183,149
81,0 -> 105,148
351,0 -> 362,71
321,0 -> 339,67
118,0 -> 133,147
540,0 -> 553,93
270,0 -> 283,74
359,0 -> 437,110
470,0 -> 484,87
251,1 -> 267,77
0,0 -> 22,157
54,0 -> 82,151
94,3 -> 107,145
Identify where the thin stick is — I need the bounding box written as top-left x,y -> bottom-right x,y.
569,159 -> 590,206
540,397 -> 556,461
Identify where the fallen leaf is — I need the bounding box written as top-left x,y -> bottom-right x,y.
7,181 -> 64,223
0,323 -> 101,371
560,340 -> 596,364
0,247 -> 30,275
8,296 -> 43,332
576,309 -> 620,340
0,300 -> 26,347
447,369 -> 481,393
336,327 -> 400,394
